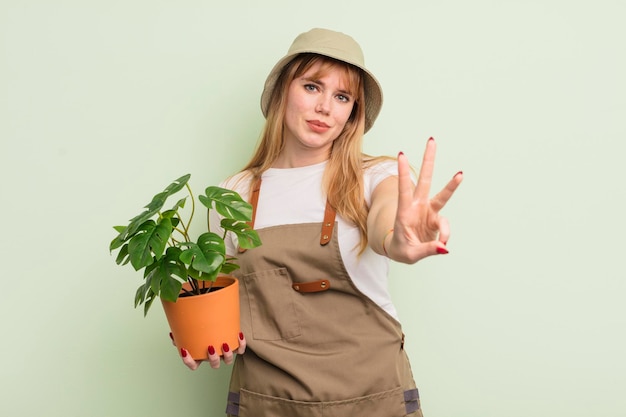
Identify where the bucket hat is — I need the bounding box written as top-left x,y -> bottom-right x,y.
260,28 -> 383,133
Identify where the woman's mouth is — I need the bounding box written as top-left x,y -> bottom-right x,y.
307,120 -> 330,133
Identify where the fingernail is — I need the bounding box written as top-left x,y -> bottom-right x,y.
208,345 -> 216,355
436,247 -> 449,255
180,348 -> 187,358
428,137 -> 435,141
239,332 -> 244,341
455,170 -> 463,176
222,343 -> 230,353
398,151 -> 404,157
169,332 -> 173,341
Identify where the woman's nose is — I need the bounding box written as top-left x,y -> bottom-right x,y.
315,95 -> 331,115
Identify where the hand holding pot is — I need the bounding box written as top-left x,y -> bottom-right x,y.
171,331 -> 247,370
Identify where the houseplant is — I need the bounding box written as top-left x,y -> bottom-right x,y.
109,174 -> 261,359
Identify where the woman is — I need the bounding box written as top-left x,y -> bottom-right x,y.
179,28 -> 463,416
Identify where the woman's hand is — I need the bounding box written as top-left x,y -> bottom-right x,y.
170,331 -> 247,371
369,137 -> 463,263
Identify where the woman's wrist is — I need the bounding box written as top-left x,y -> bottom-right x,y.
381,228 -> 394,257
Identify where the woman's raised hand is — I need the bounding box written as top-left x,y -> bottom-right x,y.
170,331 -> 247,371
387,137 -> 463,263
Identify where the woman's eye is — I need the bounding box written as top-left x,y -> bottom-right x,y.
304,84 -> 318,92
336,94 -> 351,103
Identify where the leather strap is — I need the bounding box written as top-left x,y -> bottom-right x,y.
320,200 -> 336,246
292,279 -> 331,293
238,177 -> 262,253
248,176 -> 262,229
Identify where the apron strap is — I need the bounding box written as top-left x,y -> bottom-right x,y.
238,177 -> 262,253
320,200 -> 336,245
248,176 -> 262,229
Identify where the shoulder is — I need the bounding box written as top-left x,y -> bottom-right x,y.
364,157 -> 398,178
362,157 -> 398,201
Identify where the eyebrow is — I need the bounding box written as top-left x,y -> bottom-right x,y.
301,77 -> 353,97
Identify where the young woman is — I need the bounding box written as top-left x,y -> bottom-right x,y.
178,28 -> 463,417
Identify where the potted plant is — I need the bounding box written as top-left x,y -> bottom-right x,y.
109,174 -> 261,360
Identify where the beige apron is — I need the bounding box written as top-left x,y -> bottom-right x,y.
226,179 -> 423,417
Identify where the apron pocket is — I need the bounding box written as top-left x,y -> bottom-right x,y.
235,387 -> 421,417
242,267 -> 301,341
237,389 -> 321,417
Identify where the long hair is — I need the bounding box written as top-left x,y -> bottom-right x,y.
240,53 -> 383,253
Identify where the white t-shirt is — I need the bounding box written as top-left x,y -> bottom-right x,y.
216,159 -> 400,321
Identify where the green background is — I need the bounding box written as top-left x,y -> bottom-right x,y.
2,1 -> 624,416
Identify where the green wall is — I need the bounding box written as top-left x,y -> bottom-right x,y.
2,1 -> 625,416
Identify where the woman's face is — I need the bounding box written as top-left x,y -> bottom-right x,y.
282,62 -> 355,163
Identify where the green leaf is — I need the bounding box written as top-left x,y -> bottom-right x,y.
220,262 -> 240,275
199,186 -> 253,221
159,274 -> 185,302
143,290 -> 157,317
114,243 -> 130,265
186,267 -> 218,282
169,197 -> 187,213
221,218 -> 262,249
109,226 -> 129,252
109,232 -> 126,251
160,211 -> 181,229
163,174 -> 191,195
161,196 -> 187,220
179,232 -> 225,277
118,174 -> 191,242
127,218 -> 173,270
144,247 -> 186,303
113,225 -> 126,233
134,281 -> 150,308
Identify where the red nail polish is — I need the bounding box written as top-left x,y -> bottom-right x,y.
180,348 -> 187,358
428,137 -> 434,141
455,171 -> 463,176
169,332 -> 173,341
208,345 -> 216,355
398,151 -> 404,157
239,332 -> 244,341
222,343 -> 230,353
436,247 -> 449,255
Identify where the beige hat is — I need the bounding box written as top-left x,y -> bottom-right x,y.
260,28 -> 383,133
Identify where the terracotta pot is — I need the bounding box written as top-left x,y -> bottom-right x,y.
161,275 -> 240,360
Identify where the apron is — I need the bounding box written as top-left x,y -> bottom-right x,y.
226,179 -> 423,417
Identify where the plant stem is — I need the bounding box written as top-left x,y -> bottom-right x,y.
198,279 -> 214,294
182,183 -> 195,239
206,207 -> 211,233
171,227 -> 188,242
181,287 -> 194,297
188,276 -> 199,294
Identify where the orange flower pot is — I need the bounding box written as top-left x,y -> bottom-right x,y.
161,275 -> 240,360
